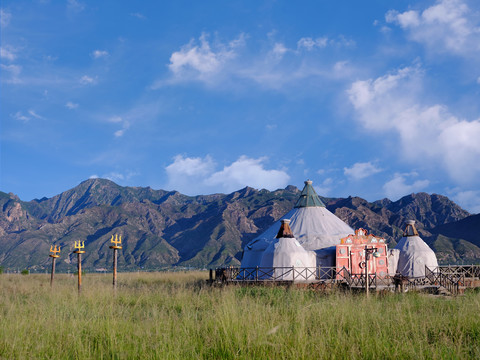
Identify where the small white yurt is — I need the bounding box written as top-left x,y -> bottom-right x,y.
259,219 -> 316,281
387,249 -> 400,276
241,180 -> 354,268
395,220 -> 439,278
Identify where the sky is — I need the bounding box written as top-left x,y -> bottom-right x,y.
2,0 -> 480,213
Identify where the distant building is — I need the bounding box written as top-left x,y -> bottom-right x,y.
336,228 -> 389,278
395,220 -> 439,278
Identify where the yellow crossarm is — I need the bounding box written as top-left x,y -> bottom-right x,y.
111,234 -> 122,246
50,245 -> 61,255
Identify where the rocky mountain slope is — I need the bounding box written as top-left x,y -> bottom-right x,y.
0,178 -> 478,271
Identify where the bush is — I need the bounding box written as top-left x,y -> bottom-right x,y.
20,269 -> 29,275
0,266 -> 4,274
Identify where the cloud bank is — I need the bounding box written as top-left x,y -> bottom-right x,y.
344,161 -> 382,180
347,65 -> 480,184
383,173 -> 430,200
165,155 -> 290,195
155,32 -> 356,89
386,0 -> 480,58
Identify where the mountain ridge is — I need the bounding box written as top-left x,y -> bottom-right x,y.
0,179 -> 478,271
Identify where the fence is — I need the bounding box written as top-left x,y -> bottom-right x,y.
215,266 -> 391,287
218,266 -> 330,282
425,265 -> 480,295
215,264 -> 480,295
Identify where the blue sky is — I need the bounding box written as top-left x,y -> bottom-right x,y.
2,0 -> 480,213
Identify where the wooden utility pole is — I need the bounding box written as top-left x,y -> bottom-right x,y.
49,245 -> 61,288
73,241 -> 85,294
364,246 -> 379,297
109,234 -> 122,290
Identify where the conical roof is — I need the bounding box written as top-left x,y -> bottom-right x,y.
276,219 -> 294,238
295,180 -> 325,208
395,220 -> 438,278
403,220 -> 419,237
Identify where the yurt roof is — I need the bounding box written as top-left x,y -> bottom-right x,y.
294,180 -> 325,208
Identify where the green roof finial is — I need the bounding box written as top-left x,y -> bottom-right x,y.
294,180 -> 325,208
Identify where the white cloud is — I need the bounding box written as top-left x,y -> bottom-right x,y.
383,173 -> 430,200
130,13 -> 146,20
0,63 -> 22,83
347,65 -> 480,184
101,102 -> 161,139
296,35 -> 353,51
114,121 -> 130,137
158,32 -> 357,89
386,0 -> 480,57
28,110 -> 45,120
108,116 -> 123,123
89,174 -> 99,179
165,155 -> 290,195
101,171 -> 138,183
167,33 -> 245,83
91,50 -> 108,59
0,46 -> 16,61
272,43 -> 288,59
104,172 -> 124,182
107,116 -> 130,137
0,8 -> 11,28
10,110 -> 44,122
65,101 -> 79,109
297,37 -> 328,51
167,155 -> 216,177
165,155 -> 216,194
13,111 -> 30,122
79,75 -> 97,85
477,76 -> 480,84
205,156 -> 290,192
114,129 -> 125,137
67,0 -> 85,12
344,162 -> 382,180
451,189 -> 480,213
314,177 -> 333,196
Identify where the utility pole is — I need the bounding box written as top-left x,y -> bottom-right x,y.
109,234 -> 122,290
73,241 -> 85,294
49,245 -> 61,288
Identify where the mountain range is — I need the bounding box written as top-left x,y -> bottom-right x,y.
1,178 -> 479,272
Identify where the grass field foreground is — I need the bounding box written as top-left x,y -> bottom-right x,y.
1,272 -> 479,359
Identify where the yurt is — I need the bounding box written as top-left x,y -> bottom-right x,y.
259,219 -> 316,281
387,249 -> 400,276
395,220 -> 439,278
241,180 -> 354,268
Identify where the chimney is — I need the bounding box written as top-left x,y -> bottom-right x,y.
403,220 -> 419,237
276,219 -> 295,238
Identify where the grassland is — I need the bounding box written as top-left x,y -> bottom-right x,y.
1,272 -> 479,359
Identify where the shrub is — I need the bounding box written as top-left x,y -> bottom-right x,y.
20,269 -> 29,275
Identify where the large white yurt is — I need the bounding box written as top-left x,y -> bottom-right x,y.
259,219 -> 316,280
395,220 -> 439,278
241,180 -> 354,268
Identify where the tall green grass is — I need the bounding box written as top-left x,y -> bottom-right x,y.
1,272 -> 479,359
